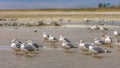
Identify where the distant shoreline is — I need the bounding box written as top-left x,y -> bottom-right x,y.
0,8 -> 119,21
0,7 -> 120,12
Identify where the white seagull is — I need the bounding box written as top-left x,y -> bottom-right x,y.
59,35 -> 70,43
42,32 -> 50,40
62,40 -> 77,50
20,42 -> 38,56
114,30 -> 120,37
48,35 -> 58,43
89,46 -> 110,57
104,36 -> 113,47
79,40 -> 90,54
94,38 -> 105,46
99,26 -> 108,32
26,40 -> 42,51
10,38 -> 22,55
89,25 -> 99,31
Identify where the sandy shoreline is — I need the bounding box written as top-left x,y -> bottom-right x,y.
0,12 -> 119,22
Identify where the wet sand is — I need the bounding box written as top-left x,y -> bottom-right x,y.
0,26 -> 120,68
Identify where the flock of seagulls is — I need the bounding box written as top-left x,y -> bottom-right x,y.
84,18 -> 108,23
11,38 -> 41,56
10,28 -> 120,58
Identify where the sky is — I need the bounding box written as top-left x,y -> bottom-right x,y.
0,0 -> 119,9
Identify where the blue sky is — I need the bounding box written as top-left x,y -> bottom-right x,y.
0,0 -> 119,9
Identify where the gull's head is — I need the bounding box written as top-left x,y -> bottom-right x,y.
11,38 -> 18,43
26,40 -> 32,44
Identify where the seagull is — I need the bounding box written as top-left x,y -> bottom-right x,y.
114,30 -> 120,37
48,35 -> 58,43
26,40 -> 42,51
79,40 -> 90,55
99,26 -> 108,32
100,34 -> 112,44
89,25 -> 99,31
100,33 -> 110,40
89,45 -> 111,57
114,30 -> 120,43
104,36 -> 113,47
20,43 -> 38,56
10,38 -> 22,55
42,32 -> 49,40
59,35 -> 70,43
62,40 -> 77,50
94,38 -> 105,46
84,18 -> 90,22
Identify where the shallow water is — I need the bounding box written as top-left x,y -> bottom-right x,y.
0,26 -> 120,68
